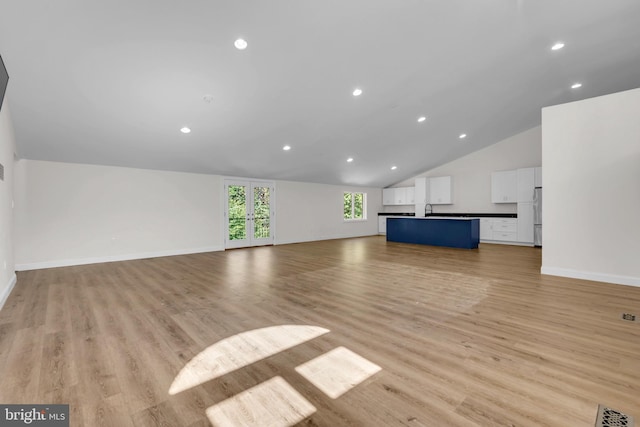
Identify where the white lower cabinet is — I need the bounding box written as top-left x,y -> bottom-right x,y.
379,216 -> 387,234
480,219 -> 493,240
492,230 -> 517,242
517,202 -> 534,244
378,216 -> 405,234
480,218 -> 518,242
491,218 -> 517,242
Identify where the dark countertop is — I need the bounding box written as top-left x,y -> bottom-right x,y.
377,212 -> 415,216
378,212 -> 517,218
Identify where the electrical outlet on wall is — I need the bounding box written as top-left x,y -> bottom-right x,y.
3,260 -> 6,270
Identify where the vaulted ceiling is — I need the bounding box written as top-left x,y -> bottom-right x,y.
1,0 -> 639,187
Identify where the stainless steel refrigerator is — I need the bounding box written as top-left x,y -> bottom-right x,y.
533,187 -> 542,246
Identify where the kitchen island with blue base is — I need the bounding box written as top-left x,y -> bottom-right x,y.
386,217 -> 480,249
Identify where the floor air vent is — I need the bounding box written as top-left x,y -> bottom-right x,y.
621,313 -> 636,321
595,405 -> 634,427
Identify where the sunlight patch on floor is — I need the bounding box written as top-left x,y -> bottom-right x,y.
295,346 -> 382,399
205,376 -> 316,427
169,325 -> 330,395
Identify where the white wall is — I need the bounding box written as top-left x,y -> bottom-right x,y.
275,180 -> 382,245
14,160 -> 224,270
541,88 -> 640,287
0,102 -> 17,308
14,160 -> 383,269
386,126 -> 541,213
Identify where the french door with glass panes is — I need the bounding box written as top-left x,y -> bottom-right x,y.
225,180 -> 275,248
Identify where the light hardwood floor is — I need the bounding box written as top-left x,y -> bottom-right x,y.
0,237 -> 639,426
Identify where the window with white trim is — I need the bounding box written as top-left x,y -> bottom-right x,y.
343,192 -> 367,220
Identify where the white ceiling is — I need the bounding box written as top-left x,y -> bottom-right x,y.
1,1 -> 639,188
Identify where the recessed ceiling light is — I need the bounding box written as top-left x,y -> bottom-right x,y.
347,157 -> 354,163
417,116 -> 427,123
352,88 -> 363,97
459,133 -> 467,139
391,165 -> 397,170
551,42 -> 565,51
571,83 -> 582,89
180,127 -> 191,134
234,38 -> 248,50
282,145 -> 291,151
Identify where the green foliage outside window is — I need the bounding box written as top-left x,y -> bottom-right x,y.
228,185 -> 247,240
253,186 -> 271,239
344,192 -> 366,220
354,193 -> 363,219
228,185 -> 271,240
343,192 -> 353,219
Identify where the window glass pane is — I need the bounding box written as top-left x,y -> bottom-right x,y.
343,192 -> 353,219
228,185 -> 246,240
354,193 -> 364,219
253,186 -> 271,239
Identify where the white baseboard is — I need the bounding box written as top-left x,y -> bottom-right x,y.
541,266 -> 640,288
480,240 -> 534,247
15,246 -> 225,271
0,273 -> 17,311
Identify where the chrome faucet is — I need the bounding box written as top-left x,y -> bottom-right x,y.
425,203 -> 433,216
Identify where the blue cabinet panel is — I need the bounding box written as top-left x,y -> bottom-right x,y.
386,218 -> 479,249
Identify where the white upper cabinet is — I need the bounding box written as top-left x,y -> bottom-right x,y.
491,170 -> 518,203
414,176 -> 452,206
414,177 -> 429,204
534,166 -> 542,188
394,187 -> 407,205
517,168 -> 535,202
429,176 -> 452,204
405,186 -> 415,204
382,186 -> 415,205
382,188 -> 394,205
